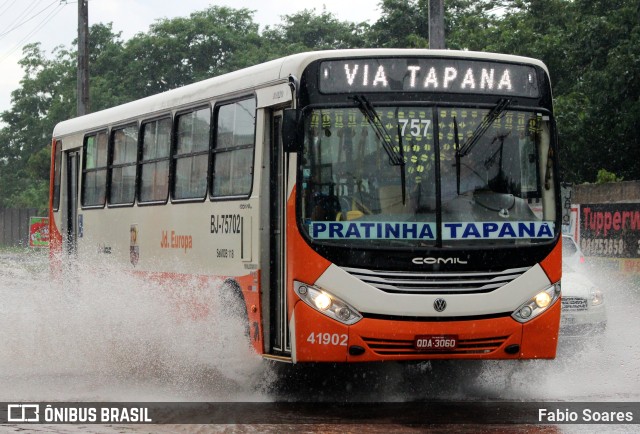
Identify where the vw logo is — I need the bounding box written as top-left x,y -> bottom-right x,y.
433,298 -> 447,312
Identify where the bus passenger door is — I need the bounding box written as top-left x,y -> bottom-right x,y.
262,109 -> 290,356
64,150 -> 80,255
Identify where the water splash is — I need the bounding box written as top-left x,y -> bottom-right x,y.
0,250 -> 638,403
0,249 -> 274,401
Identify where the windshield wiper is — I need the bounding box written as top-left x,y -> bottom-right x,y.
352,95 -> 404,166
457,98 -> 511,158
453,115 -> 461,195
395,108 -> 407,205
454,98 -> 510,195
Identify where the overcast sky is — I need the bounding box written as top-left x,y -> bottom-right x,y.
0,0 -> 382,114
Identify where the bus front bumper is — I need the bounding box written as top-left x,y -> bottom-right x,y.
292,299 -> 560,362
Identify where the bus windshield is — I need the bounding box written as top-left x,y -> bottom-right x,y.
299,104 -> 556,247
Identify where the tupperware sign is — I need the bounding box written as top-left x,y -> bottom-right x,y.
580,203 -> 640,258
319,58 -> 539,97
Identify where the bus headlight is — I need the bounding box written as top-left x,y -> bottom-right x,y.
314,292 -> 332,311
294,281 -> 363,325
535,291 -> 552,308
511,283 -> 561,323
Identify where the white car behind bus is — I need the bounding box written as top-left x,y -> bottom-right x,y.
560,236 -> 607,338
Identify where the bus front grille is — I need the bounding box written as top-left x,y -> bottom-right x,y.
341,266 -> 531,295
361,335 -> 509,355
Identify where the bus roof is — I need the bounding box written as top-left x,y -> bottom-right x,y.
52,49 -> 549,138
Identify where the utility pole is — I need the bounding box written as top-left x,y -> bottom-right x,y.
77,0 -> 89,116
429,0 -> 445,49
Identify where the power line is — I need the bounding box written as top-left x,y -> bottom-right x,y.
14,0 -> 40,27
0,2 -> 67,64
0,0 -> 14,11
8,0 -> 42,31
0,0 -> 20,17
0,0 -> 62,41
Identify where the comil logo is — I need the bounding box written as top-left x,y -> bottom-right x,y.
7,404 -> 40,422
412,257 -> 468,265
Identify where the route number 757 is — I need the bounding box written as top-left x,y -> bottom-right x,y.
399,119 -> 432,137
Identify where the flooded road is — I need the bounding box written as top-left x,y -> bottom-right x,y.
0,249 -> 638,431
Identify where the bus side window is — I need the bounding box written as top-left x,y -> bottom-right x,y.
139,117 -> 171,203
109,124 -> 138,205
82,131 -> 108,207
211,97 -> 256,198
173,107 -> 210,200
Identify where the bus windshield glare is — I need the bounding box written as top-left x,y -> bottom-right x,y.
300,104 -> 555,247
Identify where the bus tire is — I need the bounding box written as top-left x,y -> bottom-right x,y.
220,279 -> 250,339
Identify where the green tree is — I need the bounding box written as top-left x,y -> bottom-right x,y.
452,0 -> 640,183
263,8 -> 369,54
0,43 -> 67,210
119,6 -> 263,98
2,2 -> 640,210
596,168 -> 623,184
86,24 -> 127,110
367,0 -> 429,48
445,0 -> 505,51
569,0 -> 640,182
0,25 -> 124,209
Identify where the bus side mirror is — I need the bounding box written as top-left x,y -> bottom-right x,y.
282,108 -> 301,153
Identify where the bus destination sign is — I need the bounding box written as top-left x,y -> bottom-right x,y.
319,58 -> 539,97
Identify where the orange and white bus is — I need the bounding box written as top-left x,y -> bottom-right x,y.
49,49 -> 561,363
